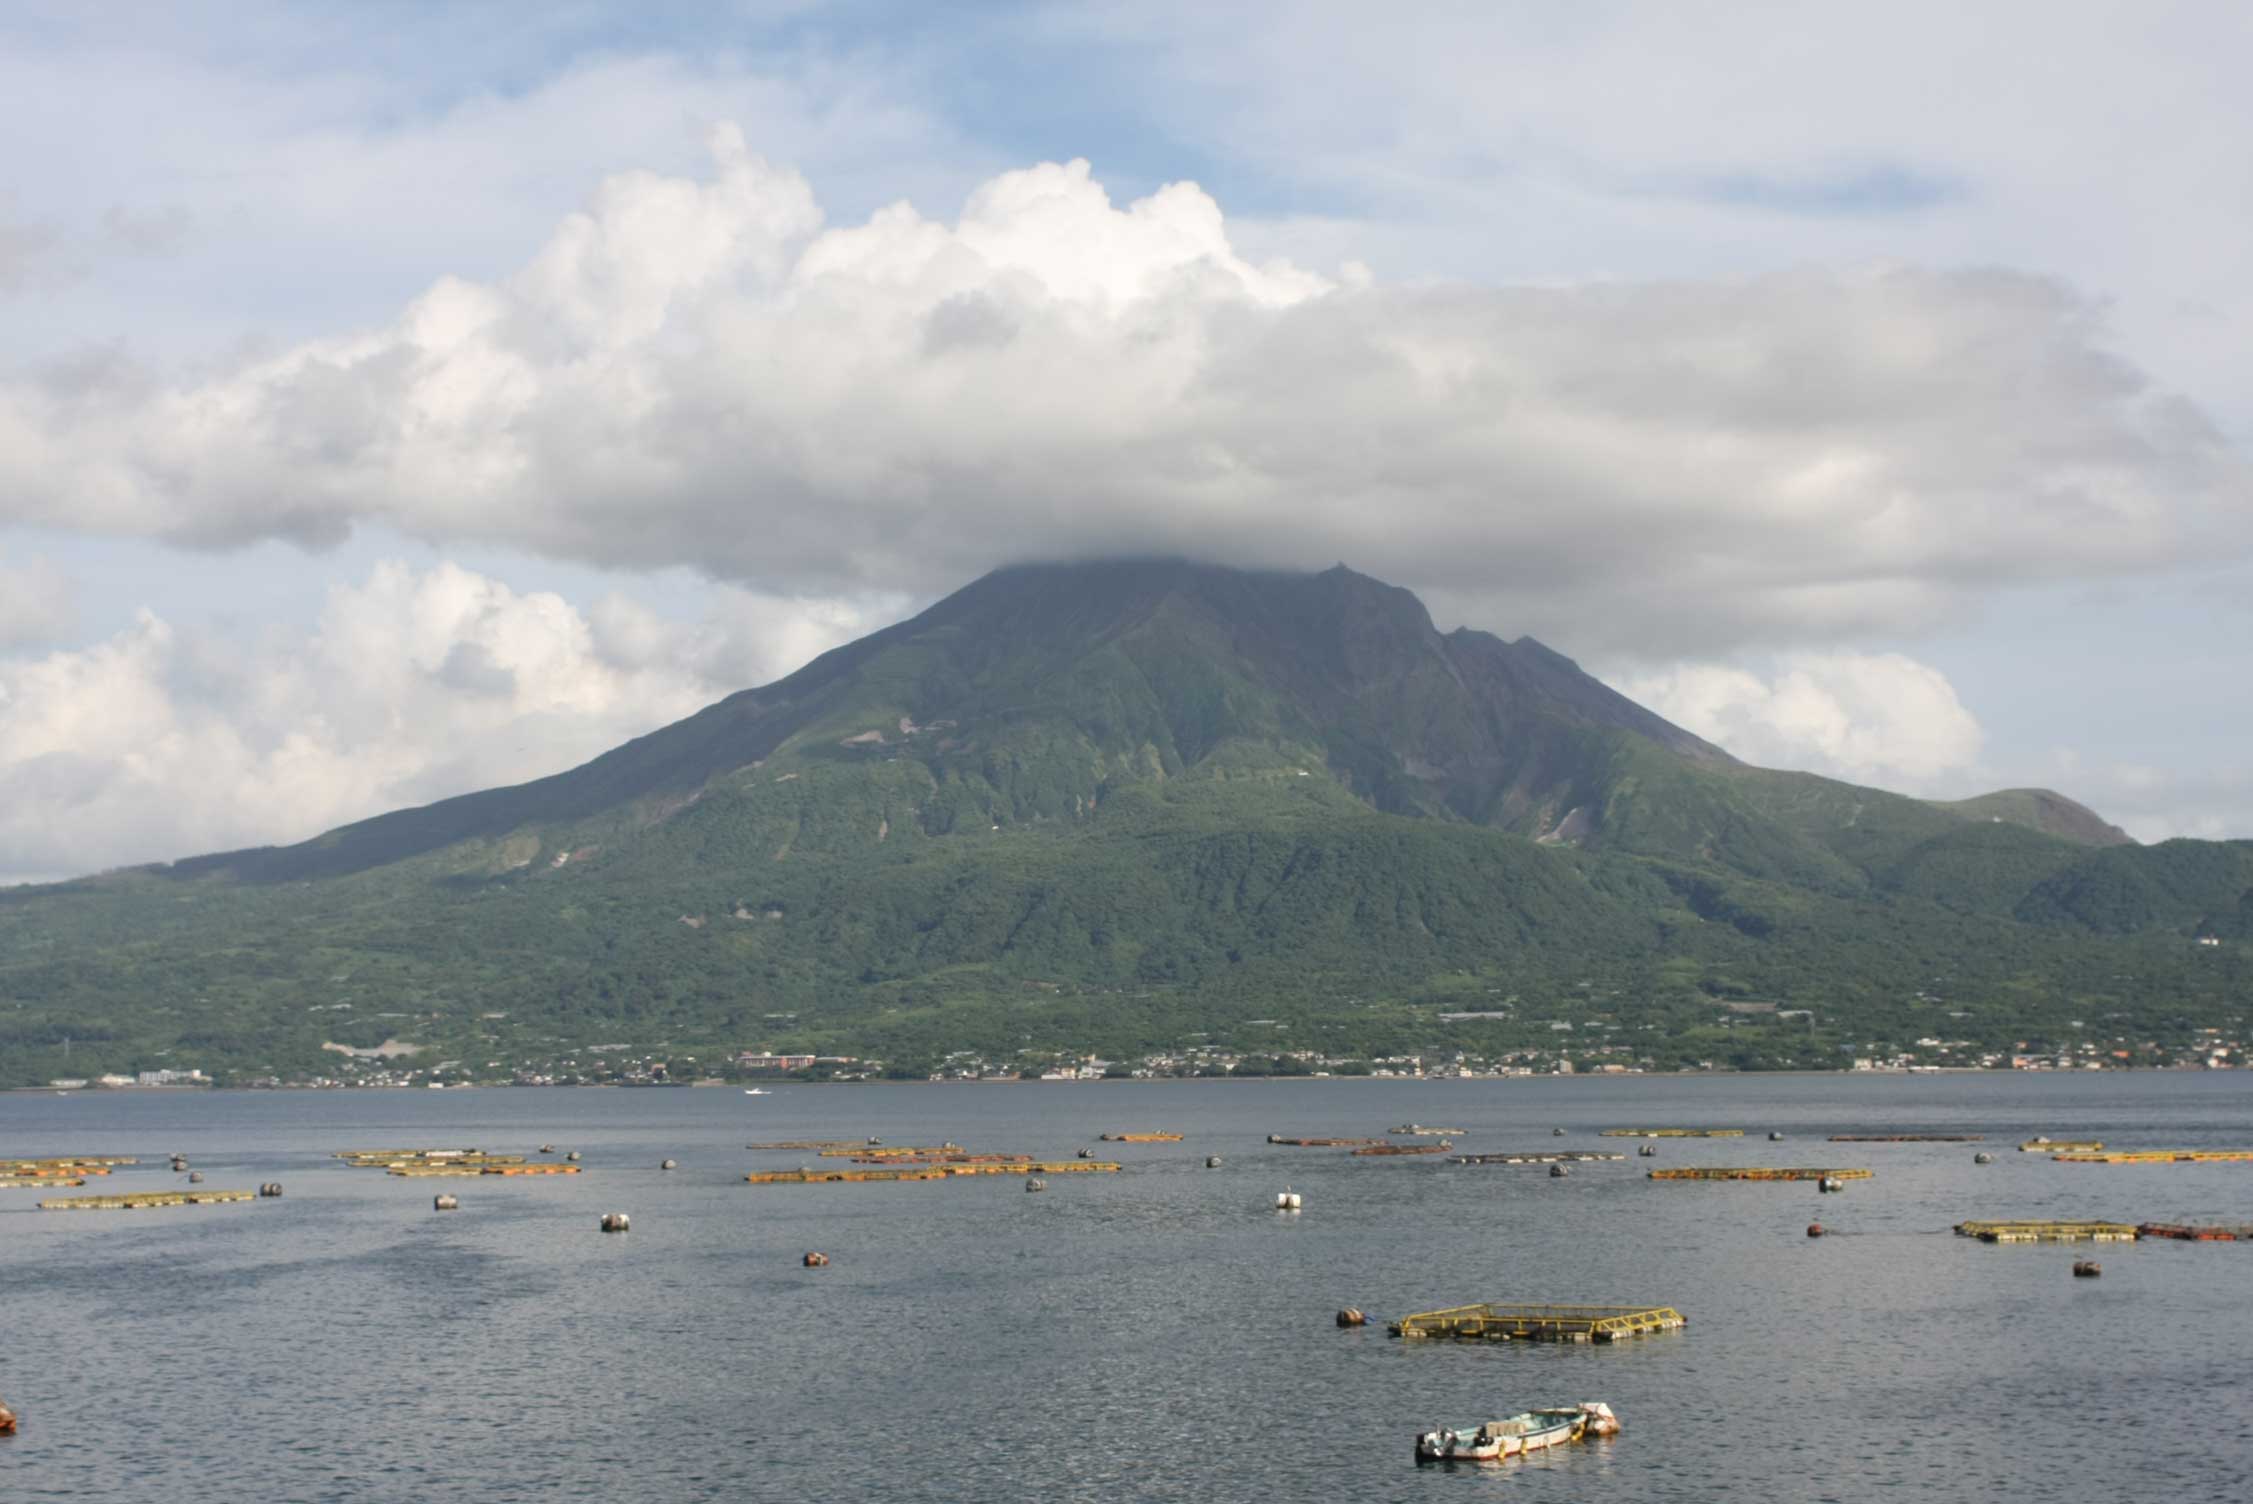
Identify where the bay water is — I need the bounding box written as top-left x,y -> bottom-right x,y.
3,1073 -> 2250,1502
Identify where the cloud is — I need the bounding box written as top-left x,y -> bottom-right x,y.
100,202 -> 196,258
0,552 -> 74,647
1618,651 -> 1986,789
0,208 -> 69,293
0,560 -> 877,884
1,134 -> 2246,657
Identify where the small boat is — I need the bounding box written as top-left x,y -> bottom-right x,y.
1416,1403 -> 1616,1464
744,1088 -> 772,1096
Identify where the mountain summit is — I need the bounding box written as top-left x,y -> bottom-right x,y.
5,558 -> 2244,1087
189,558 -> 1730,882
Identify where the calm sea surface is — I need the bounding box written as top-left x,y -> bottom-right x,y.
4,1074 -> 2251,1503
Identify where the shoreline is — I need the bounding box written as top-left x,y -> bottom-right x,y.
7,1064 -> 2230,1095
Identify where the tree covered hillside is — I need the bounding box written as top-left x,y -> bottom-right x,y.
3,560 -> 2247,1086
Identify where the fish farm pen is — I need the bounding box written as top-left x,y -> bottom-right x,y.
1600,1129 -> 1745,1138
2054,1161 -> 2253,1170
3,1177 -> 88,1189
845,1153 -> 1035,1165
1828,1135 -> 1984,1142
1267,1136 -> 1385,1147
1953,1221 -> 2140,1242
1451,1151 -> 1627,1165
1099,1133 -> 1184,1142
820,1145 -> 962,1158
1351,1143 -> 1453,1156
1646,1167 -> 1874,1181
2019,1140 -> 2104,1152
746,1161 -> 1120,1184
386,1163 -> 581,1176
2138,1223 -> 2253,1241
4,1157 -> 137,1169
746,1141 -> 875,1152
38,1189 -> 258,1211
1389,1304 -> 1688,1343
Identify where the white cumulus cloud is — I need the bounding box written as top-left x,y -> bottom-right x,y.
1618,651 -> 1986,790
1,131 -> 2246,659
0,560 -> 876,884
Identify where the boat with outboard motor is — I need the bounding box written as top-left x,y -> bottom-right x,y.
1415,1403 -> 1617,1463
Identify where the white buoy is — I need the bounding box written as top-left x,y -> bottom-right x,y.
1275,1189 -> 1303,1211
433,1194 -> 459,1211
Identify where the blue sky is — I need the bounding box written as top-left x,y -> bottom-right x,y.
2,0 -> 2249,882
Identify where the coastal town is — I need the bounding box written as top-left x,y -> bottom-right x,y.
38,1027 -> 2246,1092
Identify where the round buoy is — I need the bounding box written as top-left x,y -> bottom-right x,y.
1206,1156 -> 1223,1169
660,1159 -> 677,1171
539,1144 -> 555,1154
1807,1223 -> 1825,1238
1025,1178 -> 1047,1193
186,1171 -> 204,1183
565,1150 -> 581,1162
1819,1176 -> 1844,1194
803,1251 -> 829,1267
1638,1144 -> 1657,1157
1336,1308 -> 1367,1328
258,1183 -> 283,1198
0,1397 -> 16,1436
1550,1164 -> 1569,1178
1974,1152 -> 1994,1165
170,1157 -> 188,1172
599,1212 -> 629,1233
2073,1260 -> 2101,1278
433,1194 -> 458,1211
1769,1132 -> 1785,1142
1552,1127 -> 1566,1137
867,1138 -> 882,1146
1275,1190 -> 1303,1211
1077,1148 -> 1093,1159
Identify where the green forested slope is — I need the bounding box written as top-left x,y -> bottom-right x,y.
2,560 -> 2245,1085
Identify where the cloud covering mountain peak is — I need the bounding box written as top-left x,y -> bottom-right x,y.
2,130 -> 2243,658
